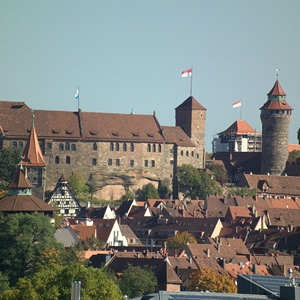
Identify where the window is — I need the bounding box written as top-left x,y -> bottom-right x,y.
55,156 -> 60,164
110,142 -> 114,151
181,150 -> 184,156
170,160 -> 174,165
71,144 -> 76,151
12,141 -> 17,147
108,159 -> 112,166
116,159 -> 120,166
192,151 -> 194,157
186,151 -> 189,156
46,143 -> 52,150
151,160 -> 155,167
158,144 -> 161,152
19,142 -> 23,148
59,143 -> 64,151
116,142 -> 119,151
123,143 -> 127,151
65,142 -> 70,151
65,209 -> 69,215
147,144 -> 151,152
130,143 -> 134,152
93,143 -> 97,150
152,144 -> 156,152
130,160 -> 134,167
66,201 -> 69,205
66,156 -> 71,164
144,160 -> 148,167
92,158 -> 97,165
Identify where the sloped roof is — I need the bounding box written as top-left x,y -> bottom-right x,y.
260,100 -> 293,110
289,144 -> 300,153
162,126 -> 196,147
175,96 -> 206,111
218,120 -> 261,136
8,167 -> 32,188
20,124 -> 46,167
267,80 -> 286,96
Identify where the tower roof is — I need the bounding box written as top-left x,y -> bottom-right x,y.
267,80 -> 286,96
58,173 -> 67,182
20,124 -> 46,167
8,167 -> 33,189
175,96 -> 206,110
218,120 -> 261,136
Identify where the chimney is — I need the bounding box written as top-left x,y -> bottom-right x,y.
221,258 -> 226,269
217,243 -> 220,253
253,264 -> 258,275
207,248 -> 210,258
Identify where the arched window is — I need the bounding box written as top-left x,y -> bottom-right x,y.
130,143 -> 134,152
147,144 -> 151,152
186,151 -> 189,157
123,143 -> 127,151
158,144 -> 161,152
192,151 -> 194,157
65,142 -> 70,151
110,142 -> 114,151
116,142 -> 119,151
71,144 -> 76,151
93,143 -> 97,150
152,144 -> 156,152
66,156 -> 71,164
55,156 -> 60,164
59,143 -> 64,151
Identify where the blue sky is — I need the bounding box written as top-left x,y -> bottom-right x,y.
1,1 -> 299,151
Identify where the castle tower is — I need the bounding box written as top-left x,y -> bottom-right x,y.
19,119 -> 47,200
175,96 -> 206,168
260,80 -> 293,175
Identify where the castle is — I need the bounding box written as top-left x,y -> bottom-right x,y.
0,96 -> 206,200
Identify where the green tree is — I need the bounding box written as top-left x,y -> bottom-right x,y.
206,163 -> 227,186
68,173 -> 89,197
158,179 -> 171,199
0,147 -> 22,187
0,213 -> 63,285
177,164 -> 222,199
166,231 -> 197,251
0,263 -> 123,300
86,181 -> 97,200
120,192 -> 135,203
136,183 -> 160,201
119,264 -> 158,298
226,187 -> 257,197
190,268 -> 237,293
289,150 -> 300,158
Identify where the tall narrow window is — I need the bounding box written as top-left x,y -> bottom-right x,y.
65,142 -> 70,151
108,159 -> 112,166
93,143 -> 97,150
66,156 -> 71,164
71,144 -> 76,151
116,143 -> 119,151
130,143 -> 134,152
158,144 -> 161,152
152,144 -> 156,152
130,160 -> 134,167
151,160 -> 155,167
55,156 -> 60,164
123,143 -> 127,151
59,143 -> 64,151
144,160 -> 148,167
110,142 -> 114,151
147,144 -> 151,152
116,159 -> 120,166
92,158 -> 97,165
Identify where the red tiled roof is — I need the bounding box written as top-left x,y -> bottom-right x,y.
8,168 -> 32,189
162,126 -> 196,147
289,144 -> 300,153
20,124 -> 46,167
260,100 -> 293,110
218,120 -> 261,136
267,80 -> 286,96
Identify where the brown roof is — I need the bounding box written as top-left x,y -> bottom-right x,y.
175,96 -> 206,111
162,126 -> 196,147
20,124 -> 46,167
225,206 -> 252,222
260,100 -> 293,110
267,80 -> 286,96
218,120 -> 261,136
8,168 -> 32,189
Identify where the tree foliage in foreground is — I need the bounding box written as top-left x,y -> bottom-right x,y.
68,173 -> 89,197
226,187 -> 257,197
119,264 -> 158,298
136,183 -> 160,201
177,164 -> 222,199
166,231 -> 197,251
0,263 -> 123,300
0,213 -> 63,285
190,268 -> 237,293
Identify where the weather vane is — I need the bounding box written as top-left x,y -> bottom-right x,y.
31,109 -> 35,126
276,68 -> 280,79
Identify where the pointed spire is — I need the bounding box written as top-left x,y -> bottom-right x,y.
267,80 -> 286,96
8,167 -> 33,190
19,123 -> 46,167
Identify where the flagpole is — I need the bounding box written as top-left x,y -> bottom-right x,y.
190,68 -> 193,96
240,98 -> 242,120
77,87 -> 80,111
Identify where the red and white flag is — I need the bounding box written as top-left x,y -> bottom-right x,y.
240,261 -> 251,270
181,68 -> 192,77
233,99 -> 242,108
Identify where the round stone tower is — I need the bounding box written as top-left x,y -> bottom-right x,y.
260,80 -> 293,175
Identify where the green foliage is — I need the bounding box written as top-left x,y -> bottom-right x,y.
136,183 -> 160,201
166,231 -> 197,251
0,147 -> 22,183
0,272 -> 10,294
86,181 -> 97,199
158,179 -> 171,199
177,164 -> 222,199
68,173 -> 89,197
190,268 -> 237,293
206,163 -> 227,186
120,192 -> 135,203
76,236 -> 105,251
0,263 -> 123,300
289,150 -> 300,158
119,264 -> 158,298
226,187 -> 257,197
0,213 -> 63,285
